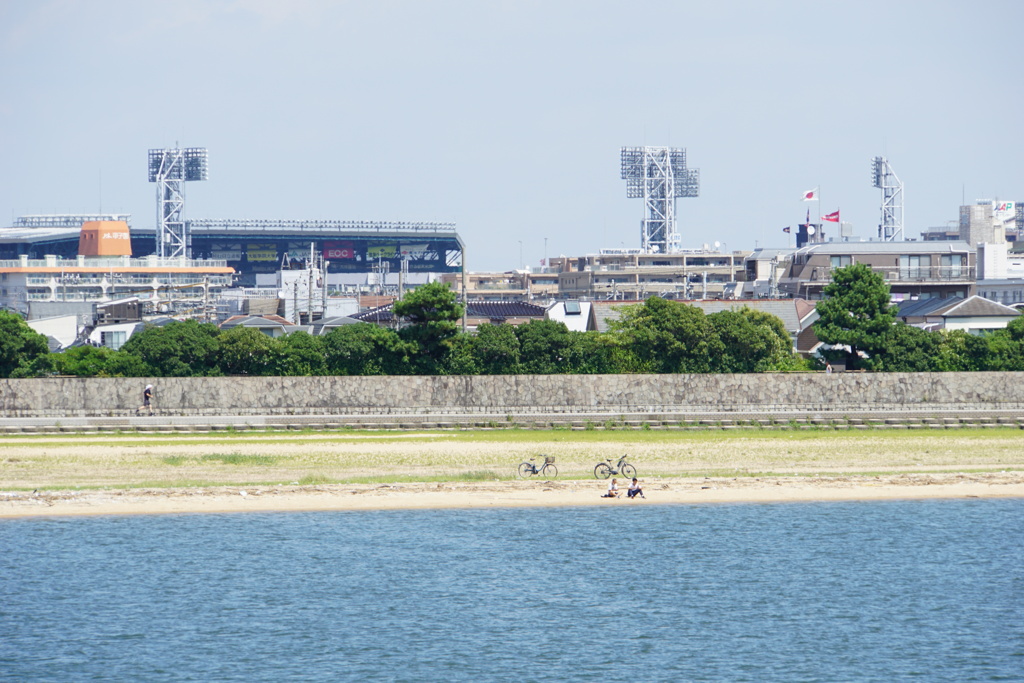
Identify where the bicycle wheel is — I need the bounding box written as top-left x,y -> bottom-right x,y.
620,464 -> 636,478
541,464 -> 558,479
594,462 -> 613,479
518,462 -> 534,478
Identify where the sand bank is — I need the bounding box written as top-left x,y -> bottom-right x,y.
2,472 -> 1022,518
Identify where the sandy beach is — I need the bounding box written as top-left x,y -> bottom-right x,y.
2,471 -> 1023,518
2,429 -> 1023,518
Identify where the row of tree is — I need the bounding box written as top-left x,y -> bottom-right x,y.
3,268 -> 1023,378
0,282 -> 806,377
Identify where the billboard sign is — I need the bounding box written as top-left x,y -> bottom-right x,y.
247,243 -> 278,262
994,201 -> 1017,228
324,241 -> 356,259
400,243 -> 430,258
367,244 -> 397,259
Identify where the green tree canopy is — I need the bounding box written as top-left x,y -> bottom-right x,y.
813,263 -> 897,370
609,297 -> 723,373
471,322 -> 521,374
393,281 -> 465,374
119,319 -> 222,376
869,323 -> 942,372
707,308 -> 793,373
322,323 -> 413,375
277,331 -> 327,376
216,327 -> 281,376
513,319 -> 575,374
0,311 -> 50,378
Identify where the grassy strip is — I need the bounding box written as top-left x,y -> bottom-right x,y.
3,428 -> 1023,492
3,426 -> 1022,449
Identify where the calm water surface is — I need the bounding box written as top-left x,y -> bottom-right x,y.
1,500 -> 1022,682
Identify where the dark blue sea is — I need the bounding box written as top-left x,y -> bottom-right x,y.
2,500 -> 1022,682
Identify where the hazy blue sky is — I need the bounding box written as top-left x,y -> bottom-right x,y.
2,0 -> 1022,271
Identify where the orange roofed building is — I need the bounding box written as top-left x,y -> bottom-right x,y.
0,220 -> 234,318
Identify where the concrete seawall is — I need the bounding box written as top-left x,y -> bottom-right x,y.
1,374 -> 1022,432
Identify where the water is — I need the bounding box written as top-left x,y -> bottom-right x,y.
1,500 -> 1022,682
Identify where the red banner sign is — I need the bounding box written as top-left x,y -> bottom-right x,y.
324,241 -> 355,259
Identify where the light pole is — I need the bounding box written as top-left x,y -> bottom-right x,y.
544,237 -> 548,268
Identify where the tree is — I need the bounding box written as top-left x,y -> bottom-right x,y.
393,281 -> 465,374
609,297 -> 723,373
934,329 -> 989,371
119,319 -> 221,376
471,323 -> 521,374
813,263 -> 897,370
52,345 -> 118,376
707,308 -> 792,372
216,327 -> 281,376
869,323 -> 942,372
0,311 -> 50,378
322,323 -> 413,375
514,319 -> 575,374
277,331 -> 327,376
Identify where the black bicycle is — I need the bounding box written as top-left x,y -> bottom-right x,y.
518,455 -> 558,479
594,454 -> 636,479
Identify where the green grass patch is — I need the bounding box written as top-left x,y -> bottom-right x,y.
200,453 -> 279,466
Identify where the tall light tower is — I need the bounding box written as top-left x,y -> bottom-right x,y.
621,146 -> 699,253
872,155 -> 903,241
148,146 -> 208,258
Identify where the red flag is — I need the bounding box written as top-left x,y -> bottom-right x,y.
822,210 -> 840,223
801,188 -> 818,201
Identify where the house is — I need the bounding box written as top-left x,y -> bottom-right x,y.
897,295 -> 1020,334
545,300 -> 595,332
218,314 -> 298,338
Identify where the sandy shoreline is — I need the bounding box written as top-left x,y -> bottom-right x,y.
2,472 -> 1022,518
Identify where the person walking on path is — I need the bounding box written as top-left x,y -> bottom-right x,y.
136,384 -> 154,416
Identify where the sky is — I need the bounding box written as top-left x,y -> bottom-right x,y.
1,0 -> 1022,271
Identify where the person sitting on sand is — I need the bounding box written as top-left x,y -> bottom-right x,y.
602,478 -> 620,498
627,477 -> 645,499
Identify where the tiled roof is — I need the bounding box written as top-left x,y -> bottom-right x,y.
219,314 -> 295,329
941,295 -> 1021,318
351,305 -> 394,323
896,297 -> 962,318
309,316 -> 364,335
465,301 -> 546,318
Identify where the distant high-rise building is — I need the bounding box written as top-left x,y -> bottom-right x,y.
960,201 -> 1011,247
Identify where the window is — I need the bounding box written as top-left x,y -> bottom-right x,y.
940,254 -> 965,278
564,301 -> 581,315
100,330 -> 127,350
830,255 -> 852,269
899,255 -> 931,279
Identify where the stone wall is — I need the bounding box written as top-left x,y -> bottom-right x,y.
1,373 -> 1022,419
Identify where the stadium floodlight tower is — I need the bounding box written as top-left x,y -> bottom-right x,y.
621,146 -> 699,254
148,146 -> 208,258
872,155 -> 903,241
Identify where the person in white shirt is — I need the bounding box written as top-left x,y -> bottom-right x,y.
627,477 -> 645,499
602,478 -> 620,498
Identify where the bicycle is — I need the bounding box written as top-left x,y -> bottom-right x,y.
594,454 -> 636,479
518,455 -> 558,479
